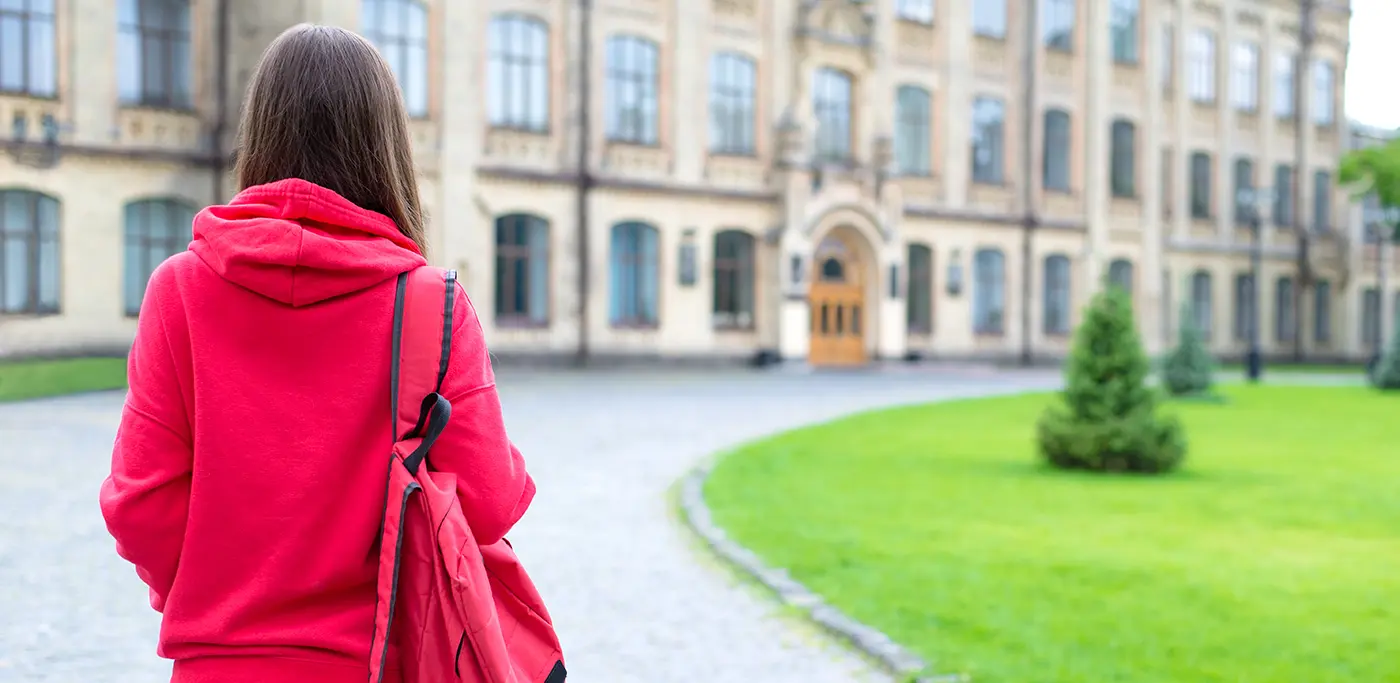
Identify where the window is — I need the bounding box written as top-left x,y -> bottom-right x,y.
1042,0 -> 1074,51
1275,276 -> 1295,342
487,14 -> 549,131
1043,254 -> 1071,335
1108,259 -> 1134,297
1313,279 -> 1331,343
972,96 -> 1005,184
907,244 -> 933,334
0,189 -> 59,315
1110,119 -> 1136,198
122,199 -> 192,316
896,0 -> 934,24
605,36 -> 660,144
1187,29 -> 1216,104
1110,0 -> 1139,64
1233,157 -> 1254,224
813,67 -> 853,162
1362,288 -> 1381,347
713,230 -> 755,329
0,0 -> 55,97
709,52 -> 756,155
1043,109 -> 1071,192
494,213 -> 549,325
973,0 -> 1006,38
1161,25 -> 1175,92
362,0 -> 428,117
1190,151 -> 1212,219
973,248 -> 1005,334
118,0 -> 192,109
1231,42 -> 1259,112
1233,273 -> 1255,341
1273,164 -> 1294,227
1313,170 -> 1331,232
895,86 -> 932,175
1190,270 -> 1213,339
609,221 -> 659,326
1274,53 -> 1295,118
1313,60 -> 1335,125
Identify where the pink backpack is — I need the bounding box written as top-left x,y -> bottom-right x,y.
368,266 -> 565,683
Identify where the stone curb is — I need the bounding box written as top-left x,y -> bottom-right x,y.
678,457 -> 972,683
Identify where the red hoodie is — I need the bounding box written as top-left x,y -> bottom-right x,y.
99,179 -> 535,683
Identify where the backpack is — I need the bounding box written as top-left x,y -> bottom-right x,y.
368,266 -> 566,683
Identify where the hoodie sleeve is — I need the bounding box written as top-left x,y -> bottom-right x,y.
99,266 -> 193,613
431,285 -> 535,545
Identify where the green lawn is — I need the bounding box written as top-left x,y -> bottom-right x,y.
0,357 -> 128,402
705,386 -> 1400,683
1216,363 -> 1368,375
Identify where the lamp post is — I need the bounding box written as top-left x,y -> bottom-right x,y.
1236,187 -> 1270,382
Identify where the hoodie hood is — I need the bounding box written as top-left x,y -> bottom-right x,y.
190,178 -> 427,307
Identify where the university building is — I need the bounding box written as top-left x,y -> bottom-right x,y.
0,0 -> 1388,367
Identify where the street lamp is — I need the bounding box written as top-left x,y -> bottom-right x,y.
1236,187 -> 1272,383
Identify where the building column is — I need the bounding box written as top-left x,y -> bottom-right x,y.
1141,0 -> 1166,354
1083,0 -> 1110,286
437,0 -> 483,287
1216,4 -> 1237,241
941,0 -> 973,208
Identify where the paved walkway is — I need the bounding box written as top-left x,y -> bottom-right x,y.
0,368 -> 1063,683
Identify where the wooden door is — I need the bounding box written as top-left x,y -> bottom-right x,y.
808,234 -> 867,367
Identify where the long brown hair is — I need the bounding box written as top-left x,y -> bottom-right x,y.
234,23 -> 427,254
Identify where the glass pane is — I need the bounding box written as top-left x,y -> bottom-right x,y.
406,42 -> 428,115
118,30 -> 140,101
172,37 -> 191,107
0,16 -> 23,91
835,304 -> 844,335
2,236 -> 27,312
528,222 -> 548,322
27,16 -> 55,96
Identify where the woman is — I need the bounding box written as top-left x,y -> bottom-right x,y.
99,24 -> 535,683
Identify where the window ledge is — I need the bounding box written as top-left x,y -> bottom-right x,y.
496,318 -> 550,329
611,321 -> 660,331
0,90 -> 59,103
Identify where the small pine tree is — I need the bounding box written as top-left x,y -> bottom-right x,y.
1371,318 -> 1400,390
1037,287 -> 1187,474
1162,304 -> 1215,397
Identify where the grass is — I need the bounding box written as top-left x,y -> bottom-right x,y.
0,357 -> 128,402
1217,363 -> 1367,375
704,386 -> 1400,683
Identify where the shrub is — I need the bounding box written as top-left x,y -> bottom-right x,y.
1162,306 -> 1215,397
1372,319 -> 1400,391
1037,287 -> 1187,474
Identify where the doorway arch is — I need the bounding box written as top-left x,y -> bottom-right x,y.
808,225 -> 875,367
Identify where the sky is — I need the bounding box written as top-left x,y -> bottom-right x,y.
1345,0 -> 1399,129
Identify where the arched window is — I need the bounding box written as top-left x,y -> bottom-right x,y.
895,85 -> 931,175
709,52 -> 756,155
906,243 -> 933,334
972,96 -> 1006,184
123,199 -> 193,315
712,230 -> 754,329
1190,151 -> 1213,218
494,213 -> 549,325
1108,258 -> 1134,296
1043,254 -> 1071,335
0,0 -> 56,97
362,0 -> 429,117
1234,273 -> 1256,342
609,221 -> 659,326
1,189 -> 60,315
605,35 -> 659,144
118,0 -> 192,108
488,14 -> 549,132
812,67 -> 853,162
973,248 -> 1006,334
1189,270 -> 1213,339
1043,108 -> 1071,191
1110,119 -> 1136,197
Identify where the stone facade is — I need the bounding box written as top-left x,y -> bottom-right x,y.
0,0 -> 1381,365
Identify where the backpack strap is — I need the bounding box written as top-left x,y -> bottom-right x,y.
390,266 -> 458,474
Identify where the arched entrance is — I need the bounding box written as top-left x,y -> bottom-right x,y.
808,229 -> 870,367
